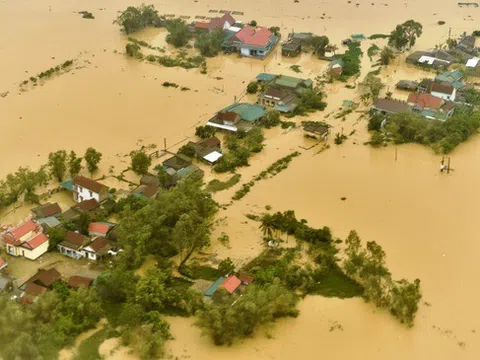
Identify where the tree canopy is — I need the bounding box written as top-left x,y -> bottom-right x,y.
388,20 -> 423,50
84,147 -> 102,175
196,29 -> 224,57
114,4 -> 164,34
48,150 -> 68,182
130,150 -> 152,175
166,19 -> 191,48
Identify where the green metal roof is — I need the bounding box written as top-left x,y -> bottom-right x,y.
38,216 -> 61,228
275,75 -> 304,88
256,73 -> 276,82
421,109 -> 448,121
205,276 -> 225,296
451,80 -> 464,89
351,34 -> 366,40
292,32 -> 313,40
274,104 -> 292,113
60,180 -> 73,191
221,102 -> 267,122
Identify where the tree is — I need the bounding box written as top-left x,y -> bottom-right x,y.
48,150 -> 68,182
195,281 -> 299,345
307,35 -> 329,55
262,110 -> 281,128
269,26 -> 280,36
126,43 -> 142,58
250,20 -> 257,26
114,4 -> 163,34
196,29 -> 224,57
380,46 -> 395,65
131,150 -> 152,175
341,43 -> 362,76
166,18 -> 191,47
47,227 -> 66,251
135,268 -> 170,312
172,213 -> 210,265
68,151 -> 82,178
178,144 -> 196,158
360,74 -> 384,100
195,125 -> 216,139
218,258 -> 235,276
388,20 -> 423,50
259,214 -> 276,239
84,147 -> 102,175
246,81 -> 259,94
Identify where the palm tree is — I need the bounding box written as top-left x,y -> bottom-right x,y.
259,214 -> 275,239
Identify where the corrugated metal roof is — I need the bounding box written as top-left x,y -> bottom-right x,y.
38,216 -> 61,228
256,73 -> 276,82
205,276 -> 225,296
60,180 -> 73,191
221,103 -> 267,122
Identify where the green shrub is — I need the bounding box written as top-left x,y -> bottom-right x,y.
246,81 -> 259,94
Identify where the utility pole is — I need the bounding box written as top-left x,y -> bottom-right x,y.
395,147 -> 398,161
448,27 -> 452,40
447,157 -> 451,174
163,138 -> 167,151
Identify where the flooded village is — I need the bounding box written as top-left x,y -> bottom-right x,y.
1,0 -> 480,359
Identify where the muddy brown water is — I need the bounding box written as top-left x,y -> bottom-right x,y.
1,0 -> 479,359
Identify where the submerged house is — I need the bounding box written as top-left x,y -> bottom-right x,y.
303,122 -> 330,140
420,81 -> 457,101
207,102 -> 267,132
407,93 -> 455,121
186,137 -> 223,164
223,25 -> 278,58
371,98 -> 411,116
1,220 -> 49,260
72,176 -> 109,203
21,268 -> 61,303
256,73 -> 313,113
329,59 -> 344,77
396,80 -> 419,91
195,13 -> 236,32
82,237 -> 112,261
406,50 -> 454,70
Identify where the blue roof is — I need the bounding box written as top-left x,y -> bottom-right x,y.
60,180 -> 73,191
221,102 -> 267,122
256,73 -> 276,82
177,165 -> 200,179
451,80 -> 464,89
205,276 -> 225,296
274,104 -> 292,113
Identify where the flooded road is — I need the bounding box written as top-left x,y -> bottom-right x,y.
1,0 -> 480,359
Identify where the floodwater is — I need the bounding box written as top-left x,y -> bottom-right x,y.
1,0 -> 480,359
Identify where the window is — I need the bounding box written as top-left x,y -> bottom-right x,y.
89,191 -> 92,197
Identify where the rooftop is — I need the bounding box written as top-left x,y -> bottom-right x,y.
407,93 -> 444,109
76,198 -> 100,212
31,203 -> 62,218
86,237 -> 111,254
88,222 -> 112,236
234,25 -> 273,47
163,154 -> 192,171
29,268 -> 61,287
24,282 -> 48,297
373,98 -> 411,114
20,232 -> 48,250
73,176 -> 108,194
220,102 -> 267,122
61,231 -> 90,250
221,275 -> 241,294
68,276 -> 94,289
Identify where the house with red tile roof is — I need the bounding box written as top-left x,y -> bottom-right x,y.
72,176 -> 109,203
1,220 -> 49,260
195,13 -> 236,32
220,275 -> 241,294
88,222 -> 115,237
407,93 -> 455,121
223,25 -> 279,58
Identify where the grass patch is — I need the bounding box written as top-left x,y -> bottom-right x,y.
368,34 -> 389,40
20,59 -> 74,87
232,152 -> 301,201
74,328 -> 118,360
307,267 -> 364,298
205,174 -> 241,192
179,264 -> 221,281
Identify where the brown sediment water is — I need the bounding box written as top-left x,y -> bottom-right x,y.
1,0 -> 479,359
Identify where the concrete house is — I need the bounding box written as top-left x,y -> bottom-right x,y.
429,82 -> 457,101
207,102 -> 267,132
256,73 -> 313,113
31,202 -> 62,220
406,50 -> 454,70
224,25 -> 278,58
435,70 -> 464,89
186,137 -> 223,164
82,237 -> 112,261
58,231 -> 90,259
72,176 -> 109,203
1,220 -> 49,260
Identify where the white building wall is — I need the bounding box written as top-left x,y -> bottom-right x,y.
74,186 -> 100,203
431,88 -> 456,101
240,48 -> 250,56
23,240 -> 49,260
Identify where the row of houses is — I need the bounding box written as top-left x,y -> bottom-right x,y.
372,70 -> 469,121
406,35 -> 479,71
